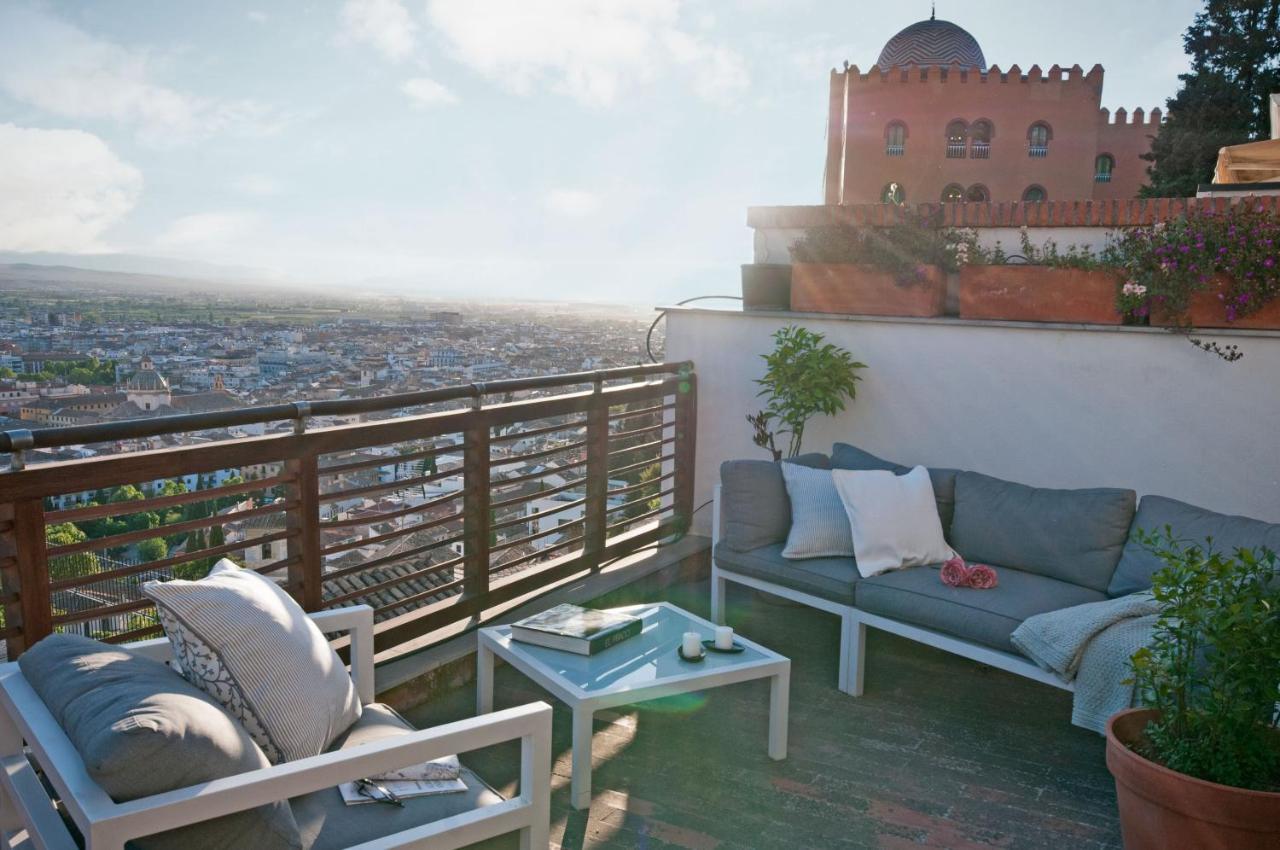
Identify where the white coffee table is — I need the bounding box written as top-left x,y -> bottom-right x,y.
476,601 -> 790,810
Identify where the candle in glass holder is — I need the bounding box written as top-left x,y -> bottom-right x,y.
681,631 -> 702,658
714,626 -> 734,650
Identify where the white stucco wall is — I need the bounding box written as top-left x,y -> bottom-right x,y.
665,308 -> 1280,534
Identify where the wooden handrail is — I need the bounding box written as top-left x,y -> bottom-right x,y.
0,363 -> 696,657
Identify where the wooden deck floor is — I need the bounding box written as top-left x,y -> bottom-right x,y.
404,578 -> 1123,850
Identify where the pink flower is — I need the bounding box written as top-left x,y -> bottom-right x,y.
967,564 -> 999,590
940,556 -> 971,588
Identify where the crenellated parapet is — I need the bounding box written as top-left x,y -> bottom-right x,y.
1099,106 -> 1163,126
836,61 -> 1105,87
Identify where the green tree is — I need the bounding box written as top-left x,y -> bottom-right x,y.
1144,0 -> 1280,196
0,366 -> 14,379
45,523 -> 100,581
137,538 -> 168,562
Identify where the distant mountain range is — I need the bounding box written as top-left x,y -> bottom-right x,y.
0,252 -> 278,284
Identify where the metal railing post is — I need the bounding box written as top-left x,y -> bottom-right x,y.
582,373 -> 609,567
462,386 -> 491,601
672,365 -> 698,536
7,499 -> 52,655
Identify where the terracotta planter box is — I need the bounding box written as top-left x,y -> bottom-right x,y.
790,263 -> 946,318
1106,708 -> 1280,850
958,265 -> 1122,325
1152,277 -> 1280,329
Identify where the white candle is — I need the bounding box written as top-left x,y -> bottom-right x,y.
681,631 -> 702,658
714,626 -> 734,650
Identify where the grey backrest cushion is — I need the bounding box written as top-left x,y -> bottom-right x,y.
1109,495 -> 1280,596
18,633 -> 301,850
718,453 -> 829,552
831,442 -> 960,535
950,471 -> 1136,592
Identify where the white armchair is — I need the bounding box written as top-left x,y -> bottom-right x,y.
0,605 -> 552,850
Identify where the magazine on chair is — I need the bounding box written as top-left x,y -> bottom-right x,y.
510,603 -> 642,655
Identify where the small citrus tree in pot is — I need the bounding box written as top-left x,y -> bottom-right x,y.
748,326 -> 865,460
1106,529 -> 1280,850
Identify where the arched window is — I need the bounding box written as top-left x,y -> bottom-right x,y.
966,184 -> 990,202
1022,185 -> 1047,203
1095,154 -> 1115,183
885,121 -> 907,156
1028,122 -> 1051,157
881,182 -> 905,204
941,184 -> 965,203
945,119 -> 968,158
970,120 -> 993,158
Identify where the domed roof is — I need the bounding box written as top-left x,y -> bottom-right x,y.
126,366 -> 169,393
877,17 -> 986,70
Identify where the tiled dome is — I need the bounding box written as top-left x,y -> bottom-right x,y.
877,18 -> 986,70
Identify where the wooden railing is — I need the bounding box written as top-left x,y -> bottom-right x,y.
0,362 -> 696,657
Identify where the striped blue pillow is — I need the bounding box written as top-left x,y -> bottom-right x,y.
779,463 -> 855,559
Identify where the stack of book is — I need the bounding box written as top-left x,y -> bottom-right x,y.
510,603 -> 642,655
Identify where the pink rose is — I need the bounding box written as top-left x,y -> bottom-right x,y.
967,564 -> 999,589
940,557 -> 972,588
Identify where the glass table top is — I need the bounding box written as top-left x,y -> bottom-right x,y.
488,603 -> 779,694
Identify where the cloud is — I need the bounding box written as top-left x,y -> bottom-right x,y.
0,124 -> 142,252
426,0 -> 748,106
340,0 -> 417,62
157,212 -> 261,250
401,76 -> 458,106
0,3 -> 278,146
232,174 -> 283,197
543,189 -> 600,216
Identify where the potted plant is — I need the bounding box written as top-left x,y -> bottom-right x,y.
788,211 -> 958,318
956,229 -> 1123,325
748,326 -> 864,459
1106,529 -> 1280,850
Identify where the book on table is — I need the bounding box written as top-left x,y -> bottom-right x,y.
339,777 -> 466,806
510,603 -> 642,655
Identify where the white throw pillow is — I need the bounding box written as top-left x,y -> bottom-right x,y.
833,466 -> 956,577
779,463 -> 855,559
142,560 -> 362,763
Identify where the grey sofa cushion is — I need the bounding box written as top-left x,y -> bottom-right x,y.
949,472 -> 1136,592
855,565 -> 1109,653
290,704 -> 513,850
830,443 -> 960,534
714,542 -> 859,605
718,454 -> 829,553
17,634 -> 301,850
1109,495 -> 1280,597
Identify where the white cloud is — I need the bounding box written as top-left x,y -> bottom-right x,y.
232,174 -> 283,197
0,4 -> 277,146
157,212 -> 261,250
341,0 -> 417,62
426,0 -> 748,106
0,124 -> 142,252
401,76 -> 458,106
543,189 -> 601,217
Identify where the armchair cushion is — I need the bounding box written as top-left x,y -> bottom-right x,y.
830,442 -> 960,535
142,560 -> 362,764
17,633 -> 301,850
717,454 -> 829,552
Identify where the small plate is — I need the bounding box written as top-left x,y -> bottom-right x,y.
676,646 -> 706,663
702,639 -> 745,654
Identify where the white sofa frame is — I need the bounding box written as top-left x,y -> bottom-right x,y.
709,485 -> 1073,698
0,605 -> 553,850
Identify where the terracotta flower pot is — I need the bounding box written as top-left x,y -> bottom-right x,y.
790,263 -> 946,318
958,265 -> 1122,324
1106,708 -> 1280,850
1151,276 -> 1280,329
740,264 -> 792,311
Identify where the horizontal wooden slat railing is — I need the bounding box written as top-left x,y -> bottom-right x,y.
0,362 -> 696,657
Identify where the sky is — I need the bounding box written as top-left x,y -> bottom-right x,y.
0,0 -> 1203,305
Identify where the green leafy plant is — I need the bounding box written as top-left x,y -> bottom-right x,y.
790,210 -> 963,283
749,326 -> 865,459
1128,528 -> 1280,791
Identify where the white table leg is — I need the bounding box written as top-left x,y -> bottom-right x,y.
768,666 -> 789,760
570,707 -> 594,811
476,640 -> 494,715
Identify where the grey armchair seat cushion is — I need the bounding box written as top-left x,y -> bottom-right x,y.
714,542 -> 860,606
830,442 -> 960,535
1108,495 -> 1280,597
17,634 -> 301,850
717,453 -> 829,553
289,703 -> 514,850
855,565 -> 1109,653
949,471 -> 1136,593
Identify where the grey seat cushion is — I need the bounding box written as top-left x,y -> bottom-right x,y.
714,542 -> 860,606
855,565 -> 1109,653
1109,495 -> 1280,596
718,454 -> 829,553
18,634 -> 301,850
949,471 -> 1136,592
290,703 -> 513,850
830,442 -> 960,535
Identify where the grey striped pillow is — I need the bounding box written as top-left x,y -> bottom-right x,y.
142,560 -> 362,764
779,462 -> 855,559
